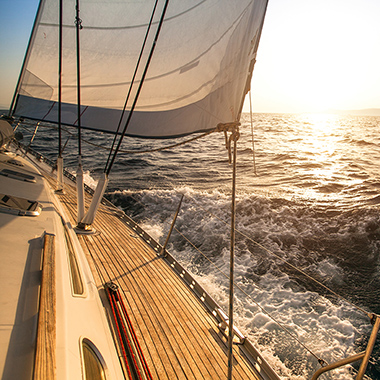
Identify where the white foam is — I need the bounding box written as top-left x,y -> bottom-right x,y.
117,187 -> 373,379
83,169 -> 98,190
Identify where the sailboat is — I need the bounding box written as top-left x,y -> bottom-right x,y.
1,0 -> 378,379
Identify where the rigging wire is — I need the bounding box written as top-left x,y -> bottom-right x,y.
249,90 -> 257,175
227,127 -> 239,380
105,0 -> 170,176
105,0 -> 160,171
75,0 -> 83,157
106,130 -> 216,154
55,0 -> 65,193
15,119 -> 216,154
58,0 -> 63,158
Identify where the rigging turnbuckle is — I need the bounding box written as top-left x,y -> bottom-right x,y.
217,122 -> 240,164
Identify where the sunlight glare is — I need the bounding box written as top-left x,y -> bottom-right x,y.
296,113 -> 342,181
303,113 -> 339,134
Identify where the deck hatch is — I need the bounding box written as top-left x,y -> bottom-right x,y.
6,158 -> 24,167
0,193 -> 42,216
0,168 -> 36,182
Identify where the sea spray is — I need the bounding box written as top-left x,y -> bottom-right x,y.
19,113 -> 380,378
107,187 -> 375,379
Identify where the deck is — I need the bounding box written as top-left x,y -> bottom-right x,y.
44,171 -> 265,380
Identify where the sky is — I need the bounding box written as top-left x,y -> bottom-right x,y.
0,0 -> 379,114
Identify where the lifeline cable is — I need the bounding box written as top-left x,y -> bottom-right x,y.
123,191 -> 323,362
126,190 -> 377,365
184,193 -> 373,318
170,215 -> 323,364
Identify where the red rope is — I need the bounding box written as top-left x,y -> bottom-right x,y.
113,290 -> 143,379
118,290 -> 153,380
105,283 -> 153,380
106,287 -> 133,380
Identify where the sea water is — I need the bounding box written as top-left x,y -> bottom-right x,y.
16,112 -> 380,379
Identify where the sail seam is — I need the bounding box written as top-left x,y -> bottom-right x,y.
38,0 -> 208,31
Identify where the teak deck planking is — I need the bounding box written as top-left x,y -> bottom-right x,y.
45,173 -> 261,380
33,233 -> 56,380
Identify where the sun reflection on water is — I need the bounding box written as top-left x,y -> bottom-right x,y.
285,113 -> 354,205
240,112 -> 380,207
297,113 -> 341,169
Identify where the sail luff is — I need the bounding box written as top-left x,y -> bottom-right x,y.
9,0 -> 45,116
236,1 -> 269,120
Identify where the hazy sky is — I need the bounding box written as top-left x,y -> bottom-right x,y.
1,0 -> 379,113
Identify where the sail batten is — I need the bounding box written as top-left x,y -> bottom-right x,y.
12,0 -> 268,138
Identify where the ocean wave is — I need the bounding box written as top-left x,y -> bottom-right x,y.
20,113 -> 380,379
105,187 -> 380,378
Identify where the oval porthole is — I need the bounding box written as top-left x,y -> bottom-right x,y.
82,339 -> 107,380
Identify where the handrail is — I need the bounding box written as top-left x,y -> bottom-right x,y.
33,233 -> 56,380
311,352 -> 365,380
356,314 -> 380,379
311,314 -> 380,380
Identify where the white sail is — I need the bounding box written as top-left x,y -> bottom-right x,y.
12,0 -> 268,138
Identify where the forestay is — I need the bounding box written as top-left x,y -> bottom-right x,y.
12,0 -> 268,138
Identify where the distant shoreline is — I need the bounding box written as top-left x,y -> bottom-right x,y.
326,108 -> 380,117
245,109 -> 380,117
3,108 -> 380,118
